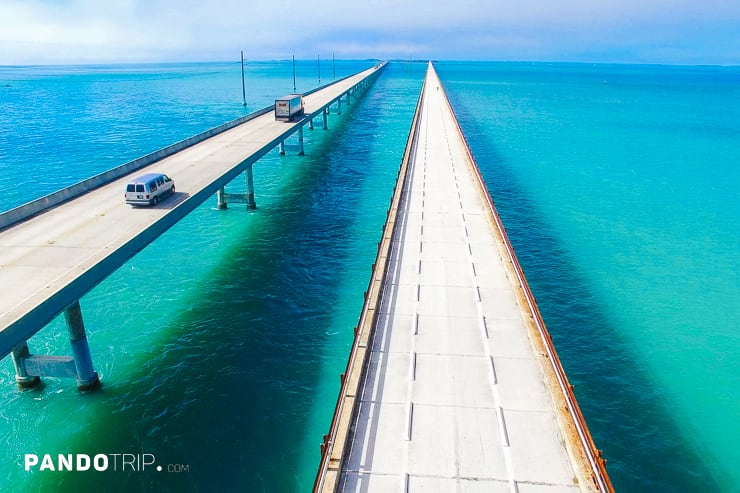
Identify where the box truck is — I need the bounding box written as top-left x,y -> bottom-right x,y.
275,94 -> 304,121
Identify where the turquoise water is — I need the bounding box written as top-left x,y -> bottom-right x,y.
0,60 -> 737,491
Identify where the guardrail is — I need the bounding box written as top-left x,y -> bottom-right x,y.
312,65 -> 426,493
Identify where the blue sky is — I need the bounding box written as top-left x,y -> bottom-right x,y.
1,0 -> 739,65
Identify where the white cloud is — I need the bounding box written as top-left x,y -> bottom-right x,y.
1,0 -> 739,64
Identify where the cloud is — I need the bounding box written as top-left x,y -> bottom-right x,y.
1,0 -> 739,64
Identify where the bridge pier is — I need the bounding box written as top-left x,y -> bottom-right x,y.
309,118 -> 314,130
298,126 -> 305,156
11,343 -> 40,388
65,301 -> 100,391
279,141 -> 286,155
346,91 -> 351,105
217,187 -> 227,209
10,300 -> 100,391
337,98 -> 342,115
323,108 -> 328,129
216,165 -> 256,210
246,164 -> 257,210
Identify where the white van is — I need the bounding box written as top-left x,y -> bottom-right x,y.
124,173 -> 175,206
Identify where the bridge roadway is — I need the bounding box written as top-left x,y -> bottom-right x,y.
315,63 -> 612,492
0,62 -> 385,362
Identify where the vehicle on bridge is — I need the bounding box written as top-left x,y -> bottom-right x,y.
125,173 -> 175,206
275,94 -> 304,121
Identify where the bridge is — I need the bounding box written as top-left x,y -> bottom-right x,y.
313,63 -> 613,492
0,62 -> 386,390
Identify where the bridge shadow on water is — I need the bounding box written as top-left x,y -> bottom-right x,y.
446,90 -> 722,491
27,71 -> 415,493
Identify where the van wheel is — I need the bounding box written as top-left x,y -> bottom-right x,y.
153,196 -> 159,205
171,185 -> 175,194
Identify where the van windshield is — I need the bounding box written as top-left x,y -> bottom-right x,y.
135,184 -> 145,193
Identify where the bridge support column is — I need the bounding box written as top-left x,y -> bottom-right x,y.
217,187 -> 227,209
346,91 -> 351,105
323,108 -> 328,129
309,118 -> 314,130
279,141 -> 286,155
217,170 -> 255,211
65,301 -> 100,391
337,99 -> 342,115
11,343 -> 40,388
246,164 -> 257,210
298,126 -> 305,156
8,301 -> 100,391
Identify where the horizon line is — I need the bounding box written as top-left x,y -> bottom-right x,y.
2,58 -> 739,69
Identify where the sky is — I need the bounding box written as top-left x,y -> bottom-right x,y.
1,0 -> 740,65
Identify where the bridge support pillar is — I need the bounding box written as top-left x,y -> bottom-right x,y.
246,164 -> 257,210
337,99 -> 342,115
298,126 -> 305,156
11,343 -> 40,388
279,141 -> 286,155
217,187 -> 227,209
216,169 -> 255,211
9,301 -> 100,391
65,301 -> 100,391
323,108 -> 328,129
346,91 -> 351,105
309,118 -> 314,130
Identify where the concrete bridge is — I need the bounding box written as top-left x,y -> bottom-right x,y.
313,63 -> 613,492
0,62 -> 386,390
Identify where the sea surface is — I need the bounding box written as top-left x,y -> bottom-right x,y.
0,59 -> 737,492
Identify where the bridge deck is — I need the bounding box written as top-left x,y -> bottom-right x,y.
0,63 -> 384,359
319,63 -> 609,492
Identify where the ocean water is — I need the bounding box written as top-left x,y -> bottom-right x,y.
0,59 -> 737,492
